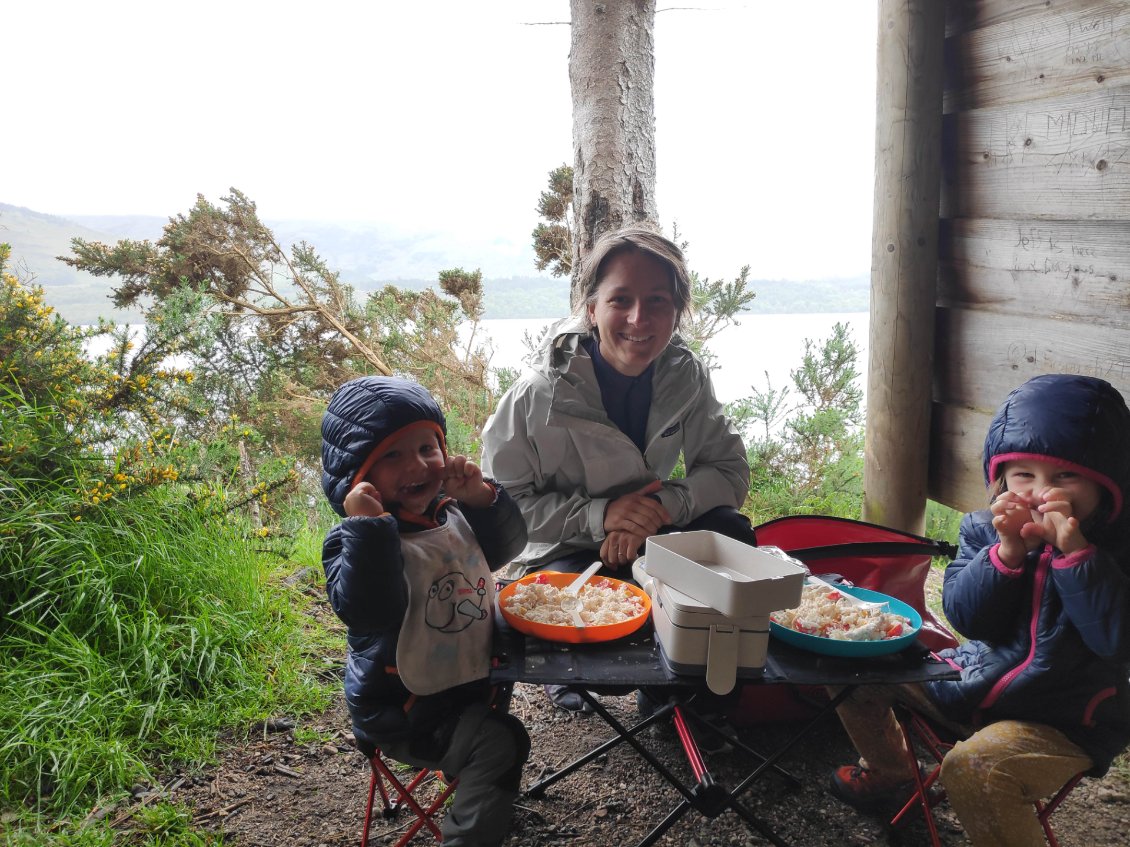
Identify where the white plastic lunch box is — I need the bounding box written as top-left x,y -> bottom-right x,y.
652,578 -> 770,694
633,537 -> 806,694
644,532 -> 807,618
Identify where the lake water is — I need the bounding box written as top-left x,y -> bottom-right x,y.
475,312 -> 870,404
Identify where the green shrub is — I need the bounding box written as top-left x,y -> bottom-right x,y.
0,252 -> 328,822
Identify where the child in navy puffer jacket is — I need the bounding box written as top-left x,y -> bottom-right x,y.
321,376 -> 529,847
828,374 -> 1130,847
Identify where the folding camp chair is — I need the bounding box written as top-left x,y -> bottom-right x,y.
890,703 -> 1086,847
356,678 -> 512,847
359,748 -> 457,847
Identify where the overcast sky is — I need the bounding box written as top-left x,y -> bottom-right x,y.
6,1 -> 878,281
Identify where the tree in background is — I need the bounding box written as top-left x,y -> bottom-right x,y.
569,0 -> 658,304
532,164 -> 575,278
61,190 -> 496,460
737,322 -> 865,519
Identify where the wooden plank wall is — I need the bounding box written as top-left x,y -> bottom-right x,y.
931,0 -> 1130,511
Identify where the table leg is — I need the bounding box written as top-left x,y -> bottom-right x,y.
524,692 -> 675,798
637,686 -> 857,847
729,684 -> 855,798
679,707 -> 802,788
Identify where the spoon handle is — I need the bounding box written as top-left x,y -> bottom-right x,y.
566,560 -> 602,595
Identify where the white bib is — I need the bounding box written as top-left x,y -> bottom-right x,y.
395,509 -> 495,695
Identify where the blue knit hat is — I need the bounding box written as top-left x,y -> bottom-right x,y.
321,376 -> 447,516
983,374 -> 1130,521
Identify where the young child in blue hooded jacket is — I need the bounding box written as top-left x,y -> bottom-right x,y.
321,376 -> 529,847
828,374 -> 1130,847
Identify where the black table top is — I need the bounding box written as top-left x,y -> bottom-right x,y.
490,621 -> 959,690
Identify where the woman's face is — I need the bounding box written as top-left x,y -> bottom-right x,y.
586,250 -> 678,376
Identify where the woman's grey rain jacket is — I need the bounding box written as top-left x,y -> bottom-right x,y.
480,317 -> 750,573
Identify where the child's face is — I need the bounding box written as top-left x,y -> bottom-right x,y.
361,427 -> 445,515
1001,458 -> 1104,522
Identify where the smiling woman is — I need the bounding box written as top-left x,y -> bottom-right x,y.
480,225 -> 760,713
482,225 -> 756,574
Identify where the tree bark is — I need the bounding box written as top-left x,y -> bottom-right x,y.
238,439 -> 262,529
569,0 -> 658,306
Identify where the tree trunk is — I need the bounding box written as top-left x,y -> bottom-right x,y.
238,439 -> 262,529
569,0 -> 658,306
863,0 -> 945,535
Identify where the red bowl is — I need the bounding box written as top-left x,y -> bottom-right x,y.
498,571 -> 652,644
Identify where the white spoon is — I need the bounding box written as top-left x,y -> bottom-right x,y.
561,561 -> 601,628
560,595 -> 586,628
565,560 -> 602,596
807,575 -> 888,611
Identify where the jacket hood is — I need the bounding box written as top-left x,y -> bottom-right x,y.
321,376 -> 447,517
983,374 -> 1130,520
530,315 -> 694,375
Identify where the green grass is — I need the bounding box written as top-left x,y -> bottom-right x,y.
0,478 -> 332,840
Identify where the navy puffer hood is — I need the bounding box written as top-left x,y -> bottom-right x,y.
983,374 -> 1130,521
321,376 -> 447,516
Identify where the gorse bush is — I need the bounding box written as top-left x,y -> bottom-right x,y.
0,249 -> 327,821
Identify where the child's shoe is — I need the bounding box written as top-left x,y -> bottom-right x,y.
828,763 -> 921,812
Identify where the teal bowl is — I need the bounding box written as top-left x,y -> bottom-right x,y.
769,584 -> 923,658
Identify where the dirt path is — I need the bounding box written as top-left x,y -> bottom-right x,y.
156,681 -> 1130,847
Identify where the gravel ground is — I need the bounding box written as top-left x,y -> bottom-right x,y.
145,679 -> 1130,847
111,568 -> 1130,846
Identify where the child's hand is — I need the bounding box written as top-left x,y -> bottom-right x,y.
991,491 -> 1042,566
442,455 -> 494,508
344,481 -> 386,518
1021,487 -> 1090,555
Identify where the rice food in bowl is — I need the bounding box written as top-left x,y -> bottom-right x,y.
772,582 -> 911,641
769,581 -> 923,658
498,571 -> 652,644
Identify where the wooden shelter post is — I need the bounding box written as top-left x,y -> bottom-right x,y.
863,0 -> 946,534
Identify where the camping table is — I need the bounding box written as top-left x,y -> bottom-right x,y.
490,624 -> 959,847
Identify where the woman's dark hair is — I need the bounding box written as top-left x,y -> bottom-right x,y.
572,225 -> 693,332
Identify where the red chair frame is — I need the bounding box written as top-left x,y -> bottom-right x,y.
359,750 -> 458,847
890,704 -> 1085,847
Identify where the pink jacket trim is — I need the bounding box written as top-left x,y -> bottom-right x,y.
979,549 -> 1051,710
1052,545 -> 1096,569
1082,687 -> 1115,726
989,543 -> 1025,576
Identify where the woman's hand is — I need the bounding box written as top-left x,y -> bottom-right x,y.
442,455 -> 495,508
344,481 -> 386,518
604,480 -> 672,538
600,529 -> 648,570
1021,487 -> 1090,555
991,491 -> 1042,567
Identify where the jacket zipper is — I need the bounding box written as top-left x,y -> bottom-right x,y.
978,546 -> 1051,710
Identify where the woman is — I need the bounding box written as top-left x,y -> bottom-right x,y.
481,225 -> 757,713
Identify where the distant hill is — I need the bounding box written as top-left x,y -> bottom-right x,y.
0,204 -> 148,323
1,203 -> 868,324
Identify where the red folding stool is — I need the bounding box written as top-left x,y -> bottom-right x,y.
890,704 -> 1086,847
359,748 -> 458,847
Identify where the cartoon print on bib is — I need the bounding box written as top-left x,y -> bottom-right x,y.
426,573 -> 489,632
396,510 -> 495,695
